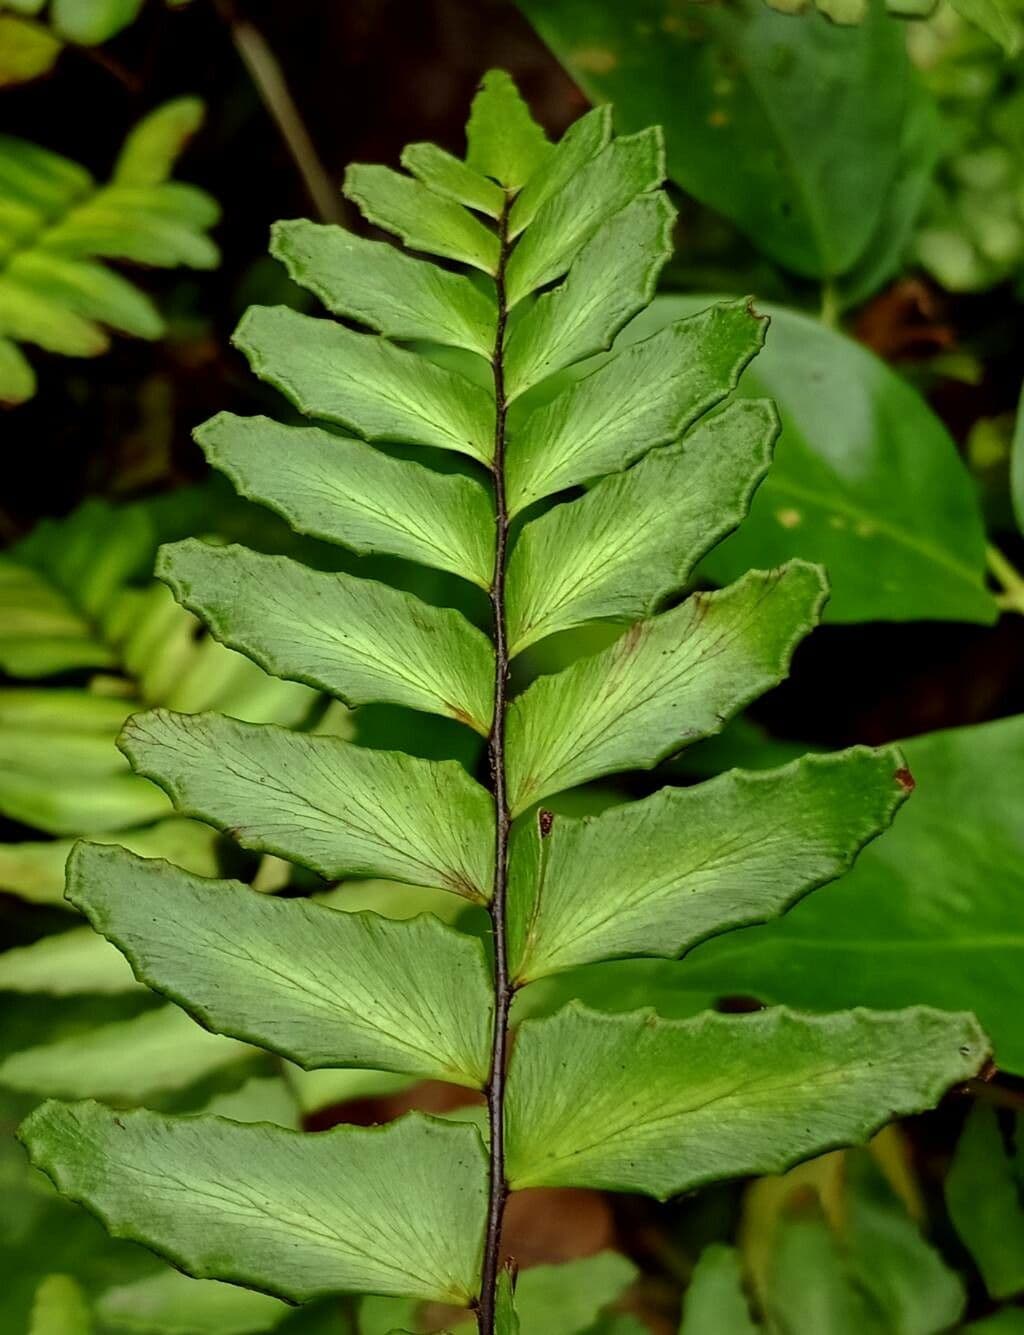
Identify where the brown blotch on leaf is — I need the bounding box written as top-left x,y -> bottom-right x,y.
894,766 -> 915,793
538,809 -> 554,837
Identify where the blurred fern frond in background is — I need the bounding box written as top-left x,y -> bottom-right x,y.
0,489 -> 329,910
0,97 -> 218,405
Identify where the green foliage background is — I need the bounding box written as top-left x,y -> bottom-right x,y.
2,1 -> 1024,1332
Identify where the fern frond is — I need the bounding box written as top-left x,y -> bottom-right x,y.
20,70 -> 991,1333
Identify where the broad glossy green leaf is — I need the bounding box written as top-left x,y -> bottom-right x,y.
504,191 -> 674,401
465,68 -> 551,190
677,717 -> 1024,1073
344,164 -> 500,274
158,542 -> 494,732
0,1005 -> 251,1102
508,746 -> 907,981
505,129 -> 664,308
120,710 -> 494,900
679,1246 -> 758,1335
505,1005 -> 988,1197
518,0 -> 914,280
836,92 -> 942,310
28,1274 -> 91,1335
506,298 -> 767,515
69,843 -> 493,1088
0,925 -> 138,995
401,142 -> 505,218
233,305 -> 495,464
21,1103 -> 488,1305
506,398 -> 776,653
196,413 -> 494,588
506,562 -> 826,814
270,219 -> 496,358
946,1104 -> 1024,1299
97,1270 -> 288,1335
625,298 -> 995,624
508,105 -> 611,237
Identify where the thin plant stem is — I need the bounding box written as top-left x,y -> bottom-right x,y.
986,541 -> 1024,615
478,189 -> 515,1335
820,279 -> 840,329
214,0 -> 346,225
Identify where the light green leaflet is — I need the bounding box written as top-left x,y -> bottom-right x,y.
402,142 -> 506,218
506,562 -> 827,814
120,710 -> 494,900
68,843 -> 493,1088
505,128 -> 665,307
270,218 -> 496,358
0,924 -> 137,995
508,105 -> 611,236
504,1005 -> 988,1197
196,413 -> 495,588
465,69 -> 552,190
21,1104 -> 489,1306
679,1246 -> 758,1335
0,1004 -> 251,1102
506,399 -> 778,653
503,192 -> 675,401
28,1275 -> 91,1335
97,1271 -> 288,1335
233,305 -> 495,464
157,541 -> 494,732
344,163 -> 500,274
506,298 -> 768,515
508,746 -> 908,981
0,722 -> 168,834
